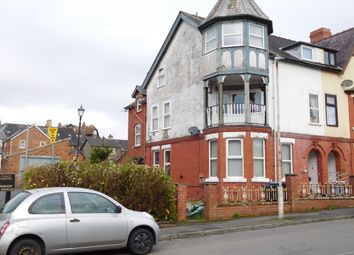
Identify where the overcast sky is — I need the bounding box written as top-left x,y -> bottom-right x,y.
0,0 -> 353,139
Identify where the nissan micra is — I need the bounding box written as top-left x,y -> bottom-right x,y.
0,187 -> 160,255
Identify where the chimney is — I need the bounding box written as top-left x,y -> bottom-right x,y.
46,119 -> 52,127
310,27 -> 332,44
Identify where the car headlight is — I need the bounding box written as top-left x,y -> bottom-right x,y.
143,212 -> 154,220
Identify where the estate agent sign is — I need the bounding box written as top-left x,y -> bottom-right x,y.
0,174 -> 15,191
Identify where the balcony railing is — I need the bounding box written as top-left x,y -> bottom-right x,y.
207,103 -> 266,127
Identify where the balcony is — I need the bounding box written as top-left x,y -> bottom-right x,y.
207,103 -> 266,127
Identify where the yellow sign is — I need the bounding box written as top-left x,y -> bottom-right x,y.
48,127 -> 58,144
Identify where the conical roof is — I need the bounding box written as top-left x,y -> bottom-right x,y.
200,0 -> 273,33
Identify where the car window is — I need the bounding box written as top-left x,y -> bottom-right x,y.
68,192 -> 117,214
29,193 -> 65,214
2,192 -> 31,214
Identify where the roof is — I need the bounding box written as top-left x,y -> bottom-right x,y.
84,137 -> 128,150
200,0 -> 273,33
131,85 -> 146,99
0,123 -> 28,140
316,27 -> 354,71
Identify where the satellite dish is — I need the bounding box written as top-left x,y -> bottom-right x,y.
188,127 -> 200,136
341,80 -> 353,88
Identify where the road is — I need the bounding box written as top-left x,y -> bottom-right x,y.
73,218 -> 354,255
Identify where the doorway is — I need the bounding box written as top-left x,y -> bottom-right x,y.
308,150 -> 319,184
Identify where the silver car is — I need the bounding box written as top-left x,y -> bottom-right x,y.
0,187 -> 160,255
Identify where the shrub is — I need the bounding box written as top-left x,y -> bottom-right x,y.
24,161 -> 176,221
89,146 -> 113,164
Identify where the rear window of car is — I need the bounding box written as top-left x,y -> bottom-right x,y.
2,192 -> 31,214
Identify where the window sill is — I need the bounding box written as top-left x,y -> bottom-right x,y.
157,84 -> 166,89
223,177 -> 247,183
309,122 -> 322,126
205,177 -> 219,183
252,177 -> 270,183
134,145 -> 141,148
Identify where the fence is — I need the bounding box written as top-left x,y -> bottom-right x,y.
223,186 -> 287,204
298,183 -> 352,199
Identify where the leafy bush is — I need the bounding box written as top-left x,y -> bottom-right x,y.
24,161 -> 176,221
89,146 -> 113,164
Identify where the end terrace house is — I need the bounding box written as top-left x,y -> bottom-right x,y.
126,0 -> 354,201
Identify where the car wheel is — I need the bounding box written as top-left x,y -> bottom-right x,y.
9,238 -> 42,255
128,228 -> 154,255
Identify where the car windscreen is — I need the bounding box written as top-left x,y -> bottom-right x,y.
2,191 -> 31,214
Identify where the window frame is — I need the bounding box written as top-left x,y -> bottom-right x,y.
281,143 -> 293,176
28,193 -> 66,215
204,26 -> 217,53
222,22 -> 243,48
151,105 -> 159,132
226,139 -> 244,179
209,140 -> 218,180
301,46 -> 314,61
39,141 -> 46,147
163,101 -> 171,130
309,93 -> 321,125
134,123 -> 142,147
164,149 -> 171,176
136,98 -> 143,113
19,140 -> 26,149
325,94 -> 338,127
153,150 -> 160,168
252,138 -> 265,178
157,67 -> 166,88
249,23 -> 265,49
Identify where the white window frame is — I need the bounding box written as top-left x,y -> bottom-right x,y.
281,143 -> 293,176
207,140 -> 219,182
151,105 -> 159,132
39,141 -> 46,147
19,140 -> 26,149
157,67 -> 166,88
163,101 -> 171,130
134,124 -> 141,147
222,22 -> 243,47
252,139 -> 268,182
164,149 -> 171,175
153,150 -> 160,168
136,98 -> 143,112
302,45 -> 314,61
224,139 -> 246,182
205,26 -> 217,53
249,23 -> 264,49
309,93 -> 321,125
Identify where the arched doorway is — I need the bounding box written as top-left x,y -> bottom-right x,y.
328,151 -> 337,183
308,150 -> 319,184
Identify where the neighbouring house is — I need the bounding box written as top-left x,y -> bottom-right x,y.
126,0 -> 354,214
82,136 -> 128,162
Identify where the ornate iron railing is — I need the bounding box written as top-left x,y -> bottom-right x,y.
298,183 -> 352,199
223,186 -> 287,204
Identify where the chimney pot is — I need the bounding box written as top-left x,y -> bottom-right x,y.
310,27 -> 332,44
46,119 -> 52,127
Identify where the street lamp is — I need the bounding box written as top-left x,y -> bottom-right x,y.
76,105 -> 85,160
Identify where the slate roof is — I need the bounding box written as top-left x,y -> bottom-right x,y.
84,137 -> 128,151
0,123 -> 28,140
316,28 -> 354,71
200,0 -> 273,33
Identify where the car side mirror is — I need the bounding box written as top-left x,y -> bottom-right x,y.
116,206 -> 122,214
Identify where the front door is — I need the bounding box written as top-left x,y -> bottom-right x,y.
66,192 -> 128,249
308,151 -> 319,184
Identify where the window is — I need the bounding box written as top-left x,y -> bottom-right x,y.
164,150 -> 171,175
209,140 -> 218,178
40,141 -> 46,147
151,105 -> 159,132
309,94 -> 320,124
253,139 -> 265,178
2,192 -> 31,214
205,26 -> 217,53
153,150 -> 160,168
29,193 -> 65,214
68,192 -> 117,214
324,51 -> 335,66
282,144 -> 293,176
136,98 -> 143,112
135,124 -> 141,147
249,24 -> 264,48
157,67 -> 166,87
163,101 -> 171,129
222,23 -> 243,47
227,139 -> 243,178
19,140 -> 26,149
302,46 -> 313,61
325,94 -> 338,127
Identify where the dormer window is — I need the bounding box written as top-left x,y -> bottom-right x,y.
324,51 -> 336,66
302,46 -> 313,61
205,26 -> 217,53
222,22 -> 243,47
157,67 -> 166,88
249,24 -> 264,49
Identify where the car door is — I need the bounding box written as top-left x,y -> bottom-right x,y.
66,191 -> 128,249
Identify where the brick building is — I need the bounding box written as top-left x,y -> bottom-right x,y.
125,0 -> 354,203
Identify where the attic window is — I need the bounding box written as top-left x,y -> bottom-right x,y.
302,46 -> 313,61
205,26 -> 217,53
136,98 -> 143,112
157,67 -> 166,88
324,51 -> 336,66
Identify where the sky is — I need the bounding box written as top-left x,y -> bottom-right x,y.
0,0 -> 353,139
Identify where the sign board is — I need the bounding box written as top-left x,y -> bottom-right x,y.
48,127 -> 58,144
0,174 -> 15,191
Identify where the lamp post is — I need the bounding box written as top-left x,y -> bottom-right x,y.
76,105 -> 85,160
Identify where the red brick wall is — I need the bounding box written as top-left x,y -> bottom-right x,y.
349,95 -> 354,173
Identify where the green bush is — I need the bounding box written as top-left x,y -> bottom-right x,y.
24,161 -> 176,221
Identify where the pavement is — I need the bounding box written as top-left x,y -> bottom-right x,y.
159,207 -> 354,241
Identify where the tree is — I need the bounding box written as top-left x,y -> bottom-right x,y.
89,146 -> 113,163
